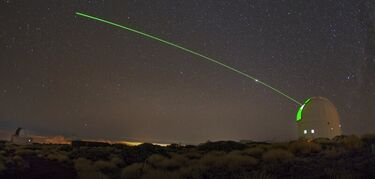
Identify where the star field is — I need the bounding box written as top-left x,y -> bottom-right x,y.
0,0 -> 374,143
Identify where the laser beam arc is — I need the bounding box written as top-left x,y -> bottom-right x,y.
75,11 -> 302,106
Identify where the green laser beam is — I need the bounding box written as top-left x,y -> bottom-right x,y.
75,11 -> 302,106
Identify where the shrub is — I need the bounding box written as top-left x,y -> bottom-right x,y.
146,154 -> 166,167
74,158 -> 109,179
94,160 -> 117,173
0,160 -> 6,173
198,141 -> 247,152
15,148 -> 35,156
199,151 -> 258,171
11,155 -> 29,169
110,155 -> 124,166
243,147 -> 265,157
76,170 -> 109,179
361,134 -> 375,145
140,168 -> 181,179
312,137 -> 332,144
250,170 -> 276,179
288,141 -> 321,154
183,151 -> 202,160
224,153 -> 258,170
121,163 -> 144,179
262,149 -> 294,162
74,157 -> 93,171
199,151 -> 226,166
47,153 -> 69,162
324,168 -> 361,179
69,147 -> 112,161
323,148 -> 343,159
335,135 -> 363,150
146,153 -> 187,170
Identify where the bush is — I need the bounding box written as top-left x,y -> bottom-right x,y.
262,149 -> 294,162
323,148 -> 343,159
223,153 -> 258,170
146,154 -> 165,167
288,141 -> 321,154
74,157 -> 93,171
69,147 -> 113,161
199,151 -> 258,170
0,160 -> 6,173
110,155 -> 124,166
243,147 -> 265,157
140,168 -> 181,179
146,153 -> 188,170
94,160 -> 117,173
324,168 -> 361,179
334,135 -> 363,150
74,158 -> 109,179
361,134 -> 375,144
76,170 -> 109,179
121,163 -> 144,179
250,170 -> 276,179
183,151 -> 202,160
15,148 -> 35,156
198,141 -> 247,152
47,153 -> 69,162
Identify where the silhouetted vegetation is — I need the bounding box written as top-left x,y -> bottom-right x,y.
0,135 -> 375,178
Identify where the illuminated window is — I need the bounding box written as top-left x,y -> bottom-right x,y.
331,128 -> 334,130
311,129 -> 315,134
304,130 -> 307,134
339,124 -> 341,128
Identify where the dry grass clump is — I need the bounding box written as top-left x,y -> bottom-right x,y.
74,157 -> 93,172
47,153 -> 69,162
146,154 -> 165,167
121,163 -> 144,179
323,148 -> 344,159
15,148 -> 35,156
262,149 -> 294,162
312,137 -> 333,145
200,151 -> 258,170
146,153 -> 188,170
0,161 -> 5,173
250,170 -> 276,179
74,157 -> 109,179
288,141 -> 321,154
110,155 -> 124,166
324,168 -> 361,179
340,135 -> 363,150
361,134 -> 375,142
223,153 -> 258,170
183,151 -> 202,160
140,168 -> 181,179
243,147 -> 265,157
94,160 -> 117,173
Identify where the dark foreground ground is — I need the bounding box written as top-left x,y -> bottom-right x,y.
0,135 -> 375,179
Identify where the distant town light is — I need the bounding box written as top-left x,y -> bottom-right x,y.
304,130 -> 307,134
311,129 -> 315,134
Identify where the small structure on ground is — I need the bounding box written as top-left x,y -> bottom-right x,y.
10,128 -> 33,145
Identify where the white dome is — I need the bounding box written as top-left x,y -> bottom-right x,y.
296,97 -> 342,138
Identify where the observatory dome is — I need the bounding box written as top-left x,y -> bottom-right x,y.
296,96 -> 342,139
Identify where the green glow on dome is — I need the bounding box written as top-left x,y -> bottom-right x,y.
296,98 -> 311,122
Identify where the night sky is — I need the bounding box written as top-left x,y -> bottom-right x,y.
1,0 -> 374,144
